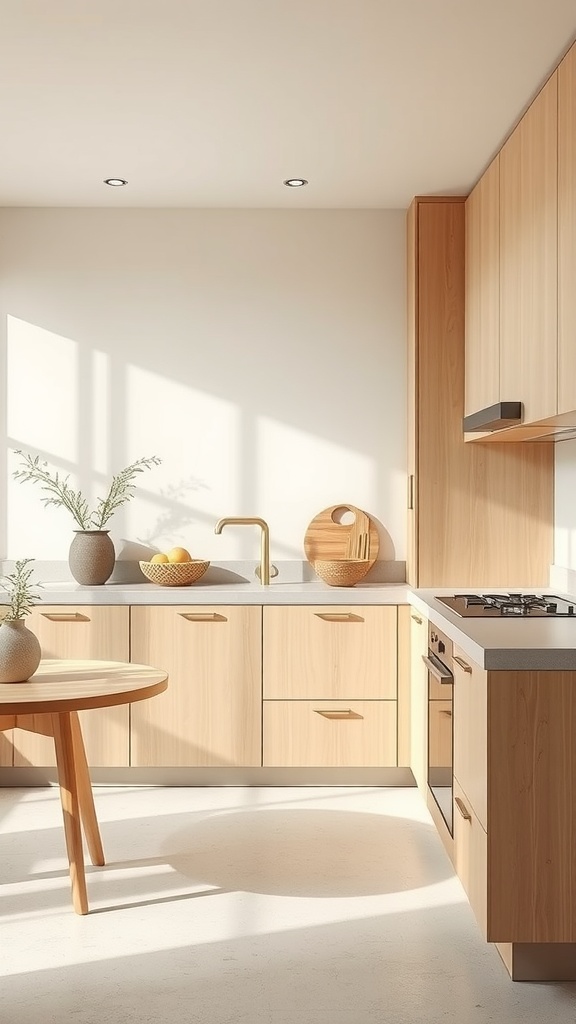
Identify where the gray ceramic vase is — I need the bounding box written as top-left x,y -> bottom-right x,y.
0,619 -> 42,683
68,530 -> 116,586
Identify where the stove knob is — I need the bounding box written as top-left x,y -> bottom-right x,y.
569,606 -> 575,616
546,603 -> 557,613
438,640 -> 445,654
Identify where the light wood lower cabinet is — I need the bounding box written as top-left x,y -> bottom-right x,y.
452,646 -> 487,830
408,608 -> 428,791
130,605 -> 262,767
263,606 -> 397,699
263,700 -> 397,767
12,606 -> 130,767
263,605 -> 398,768
453,777 -> 488,938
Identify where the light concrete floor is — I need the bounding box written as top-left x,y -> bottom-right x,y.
1,785 -> 574,1023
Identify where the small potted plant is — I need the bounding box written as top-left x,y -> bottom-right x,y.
13,451 -> 162,585
0,558 -> 42,682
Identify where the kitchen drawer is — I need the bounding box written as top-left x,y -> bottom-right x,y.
453,644 -> 487,830
263,606 -> 397,699
263,699 -> 397,767
453,778 -> 488,938
428,698 -> 452,768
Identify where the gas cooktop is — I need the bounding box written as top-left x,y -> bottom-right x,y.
436,593 -> 576,617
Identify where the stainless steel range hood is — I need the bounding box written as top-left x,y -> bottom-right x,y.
463,402 -> 523,432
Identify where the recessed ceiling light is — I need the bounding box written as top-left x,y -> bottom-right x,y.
104,178 -> 128,186
283,178 -> 308,187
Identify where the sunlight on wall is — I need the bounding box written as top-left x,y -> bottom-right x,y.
554,440 -> 576,570
257,417 -> 376,556
7,316 -> 80,559
124,365 -> 240,553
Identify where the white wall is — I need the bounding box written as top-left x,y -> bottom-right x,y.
0,208 -> 406,567
554,438 -> 576,572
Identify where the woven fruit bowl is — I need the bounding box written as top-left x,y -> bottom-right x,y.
313,559 -> 371,587
139,560 -> 210,587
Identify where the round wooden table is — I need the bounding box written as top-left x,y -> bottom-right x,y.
0,659 -> 168,915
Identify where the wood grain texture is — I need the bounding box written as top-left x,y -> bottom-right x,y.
263,700 -> 397,767
453,646 -> 487,830
0,715 -> 14,765
130,605 -> 262,767
453,777 -> 488,938
411,198 -> 553,587
465,155 -> 500,416
500,72 -> 558,423
303,504 -> 379,566
558,42 -> 576,415
13,606 -> 130,768
488,670 -> 576,942
70,711 -> 105,867
408,609 -> 428,792
262,606 -> 397,700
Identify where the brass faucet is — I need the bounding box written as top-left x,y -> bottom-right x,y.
214,516 -> 271,585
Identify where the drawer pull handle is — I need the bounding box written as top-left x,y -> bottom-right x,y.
41,612 -> 90,622
314,612 -> 362,622
454,656 -> 472,673
439,709 -> 452,717
179,612 -> 227,622
455,796 -> 471,821
411,614 -> 422,624
313,708 -> 361,719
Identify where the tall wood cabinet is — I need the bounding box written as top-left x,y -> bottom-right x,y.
12,606 -> 130,767
407,197 -> 553,587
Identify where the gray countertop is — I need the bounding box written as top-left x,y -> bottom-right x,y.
410,589 -> 576,671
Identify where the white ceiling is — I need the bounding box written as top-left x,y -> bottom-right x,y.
1,0 -> 576,209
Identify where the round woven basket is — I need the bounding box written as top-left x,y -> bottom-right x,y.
313,559 -> 371,588
139,560 -> 210,587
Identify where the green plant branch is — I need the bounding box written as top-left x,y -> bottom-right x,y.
0,558 -> 42,621
13,451 -> 162,530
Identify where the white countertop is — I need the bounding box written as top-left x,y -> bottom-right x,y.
6,580 -> 410,607
410,589 -> 576,671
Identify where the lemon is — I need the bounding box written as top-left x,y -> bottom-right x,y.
166,546 -> 192,563
150,552 -> 169,564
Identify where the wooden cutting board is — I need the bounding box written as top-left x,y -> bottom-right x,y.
303,504 -> 379,566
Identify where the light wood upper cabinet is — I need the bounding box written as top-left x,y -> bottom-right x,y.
263,606 -> 397,700
558,43 -> 576,415
465,155 -> 500,417
13,606 -> 130,767
130,605 -> 262,767
499,72 -> 558,424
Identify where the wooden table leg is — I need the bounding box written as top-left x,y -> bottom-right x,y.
52,712 -> 89,915
70,712 -> 105,867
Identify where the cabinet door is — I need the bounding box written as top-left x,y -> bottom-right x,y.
428,699 -> 452,768
13,606 -> 130,767
453,778 -> 488,938
263,606 -> 397,700
452,646 -> 487,830
130,606 -> 262,766
500,72 -> 558,424
263,700 -> 397,767
558,42 -> 576,414
465,155 -> 500,417
409,609 -> 428,791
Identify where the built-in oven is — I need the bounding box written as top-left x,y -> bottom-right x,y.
422,625 -> 454,835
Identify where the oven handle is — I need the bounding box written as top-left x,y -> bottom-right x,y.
422,653 -> 454,684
